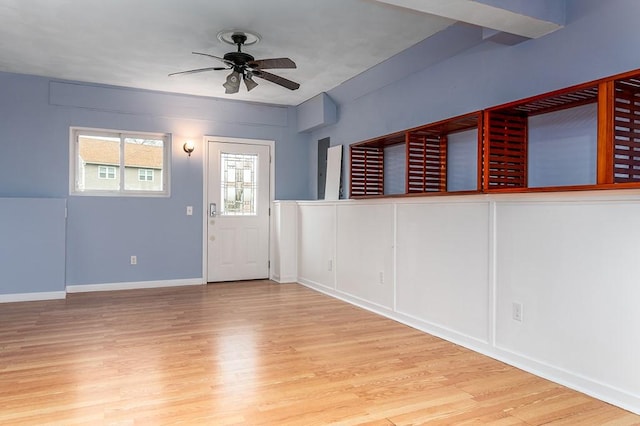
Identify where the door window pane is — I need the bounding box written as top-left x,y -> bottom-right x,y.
220,152 -> 258,215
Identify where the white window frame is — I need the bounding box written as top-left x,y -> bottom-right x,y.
70,127 -> 171,197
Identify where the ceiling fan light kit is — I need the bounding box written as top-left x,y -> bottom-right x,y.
169,30 -> 299,94
244,74 -> 258,91
223,70 -> 241,94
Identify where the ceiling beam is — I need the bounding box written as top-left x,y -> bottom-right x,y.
374,0 -> 565,39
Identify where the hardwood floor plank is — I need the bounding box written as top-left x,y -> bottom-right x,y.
0,281 -> 637,425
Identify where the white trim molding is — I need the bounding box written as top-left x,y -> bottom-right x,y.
0,291 -> 66,303
66,278 -> 204,293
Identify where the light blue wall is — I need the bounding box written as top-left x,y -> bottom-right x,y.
0,198 -> 66,294
383,144 -> 405,195
447,129 -> 478,192
528,103 -> 597,188
308,0 -> 640,198
0,73 -> 310,289
297,93 -> 337,133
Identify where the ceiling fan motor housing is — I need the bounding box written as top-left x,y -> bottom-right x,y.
223,51 -> 255,66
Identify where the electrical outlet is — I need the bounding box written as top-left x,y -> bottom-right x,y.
130,255 -> 137,265
512,302 -> 523,322
328,259 -> 333,271
379,271 -> 384,285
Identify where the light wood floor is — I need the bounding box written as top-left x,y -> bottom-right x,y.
0,281 -> 637,425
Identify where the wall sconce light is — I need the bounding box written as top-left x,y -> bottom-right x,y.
183,141 -> 195,157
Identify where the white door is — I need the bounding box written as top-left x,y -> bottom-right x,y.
207,141 -> 271,282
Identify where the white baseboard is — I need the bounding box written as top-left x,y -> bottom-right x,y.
0,291 -> 66,303
66,278 -> 204,293
271,274 -> 298,284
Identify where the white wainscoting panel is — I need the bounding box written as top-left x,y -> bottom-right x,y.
336,203 -> 395,309
495,199 -> 640,398
297,203 -> 336,289
396,201 -> 491,342
271,201 -> 298,283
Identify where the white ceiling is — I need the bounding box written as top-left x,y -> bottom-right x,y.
0,0 -> 562,106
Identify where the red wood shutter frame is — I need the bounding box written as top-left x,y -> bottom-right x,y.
597,81 -> 615,184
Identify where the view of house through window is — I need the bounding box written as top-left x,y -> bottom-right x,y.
71,128 -> 169,195
220,152 -> 258,215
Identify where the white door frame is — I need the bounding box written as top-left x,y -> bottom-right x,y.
202,136 -> 275,283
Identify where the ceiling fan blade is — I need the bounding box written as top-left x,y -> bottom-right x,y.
253,70 -> 300,91
192,51 -> 234,67
223,70 -> 241,94
168,66 -> 228,76
248,58 -> 297,70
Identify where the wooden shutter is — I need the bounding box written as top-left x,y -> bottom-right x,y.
406,131 -> 447,193
484,111 -> 527,189
613,77 -> 640,182
350,145 -> 384,196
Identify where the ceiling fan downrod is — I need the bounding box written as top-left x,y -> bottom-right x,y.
231,33 -> 247,51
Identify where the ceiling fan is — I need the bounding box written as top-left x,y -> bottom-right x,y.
169,32 -> 300,94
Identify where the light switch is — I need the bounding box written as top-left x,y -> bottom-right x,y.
186,206 -> 193,216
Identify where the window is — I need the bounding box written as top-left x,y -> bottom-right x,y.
138,169 -> 154,181
70,128 -> 170,196
98,166 -> 116,179
220,152 -> 257,215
